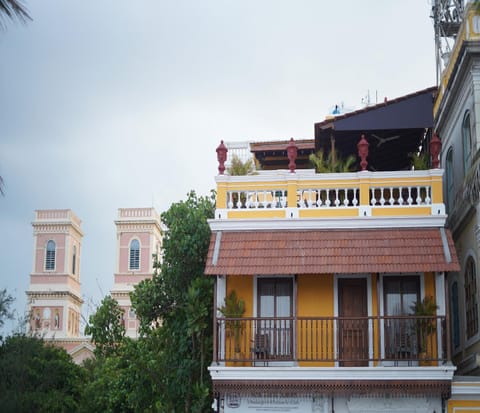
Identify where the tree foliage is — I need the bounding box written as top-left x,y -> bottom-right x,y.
84,295 -> 125,358
309,149 -> 356,173
0,288 -> 14,328
131,190 -> 215,412
82,191 -> 215,412
0,0 -> 32,29
227,154 -> 256,175
0,335 -> 84,413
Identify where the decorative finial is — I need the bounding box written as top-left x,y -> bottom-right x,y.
216,140 -> 228,175
286,138 -> 298,173
357,134 -> 369,171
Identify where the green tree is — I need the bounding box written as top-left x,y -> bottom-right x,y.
0,0 -> 31,29
84,295 -> 126,357
0,288 -> 14,328
131,190 -> 215,412
0,335 -> 84,413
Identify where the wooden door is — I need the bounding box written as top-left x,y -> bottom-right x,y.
338,278 -> 368,366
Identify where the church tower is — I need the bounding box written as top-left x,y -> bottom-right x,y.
27,209 -> 83,339
111,208 -> 162,337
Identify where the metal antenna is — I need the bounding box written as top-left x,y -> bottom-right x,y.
431,0 -> 465,85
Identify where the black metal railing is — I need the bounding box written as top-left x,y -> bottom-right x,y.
213,316 -> 447,366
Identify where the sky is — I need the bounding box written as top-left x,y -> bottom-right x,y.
0,0 -> 436,334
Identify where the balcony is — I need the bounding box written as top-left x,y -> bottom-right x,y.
214,169 -> 445,222
213,315 -> 447,366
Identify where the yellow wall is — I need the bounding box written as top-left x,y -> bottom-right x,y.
297,274 -> 334,367
226,275 -> 253,317
448,399 -> 480,412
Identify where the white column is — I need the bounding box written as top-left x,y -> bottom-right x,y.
435,272 -> 446,360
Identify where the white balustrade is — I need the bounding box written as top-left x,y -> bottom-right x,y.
227,190 -> 287,209
370,186 -> 432,206
297,188 -> 358,208
226,183 -> 434,210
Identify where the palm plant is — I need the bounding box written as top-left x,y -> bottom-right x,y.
410,296 -> 438,353
218,290 -> 245,352
309,149 -> 356,173
0,0 -> 31,29
227,155 -> 256,176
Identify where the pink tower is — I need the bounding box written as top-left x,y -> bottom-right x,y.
110,208 -> 162,337
27,210 -> 83,339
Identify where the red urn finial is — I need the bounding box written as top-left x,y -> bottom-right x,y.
286,138 -> 298,173
216,140 -> 228,175
357,134 -> 369,171
430,132 -> 442,169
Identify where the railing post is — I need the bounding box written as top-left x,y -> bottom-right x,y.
213,278 -> 218,363
444,274 -> 452,362
287,174 -> 298,209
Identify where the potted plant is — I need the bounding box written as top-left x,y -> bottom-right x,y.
218,290 -> 245,353
410,296 -> 438,355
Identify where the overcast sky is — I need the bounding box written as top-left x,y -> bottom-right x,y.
0,1 -> 436,334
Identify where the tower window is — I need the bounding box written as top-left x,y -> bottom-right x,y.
129,239 -> 140,270
45,240 -> 56,270
72,245 -> 77,275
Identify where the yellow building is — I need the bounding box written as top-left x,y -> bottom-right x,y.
206,138 -> 460,412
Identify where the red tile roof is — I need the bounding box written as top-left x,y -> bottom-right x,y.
204,228 -> 459,275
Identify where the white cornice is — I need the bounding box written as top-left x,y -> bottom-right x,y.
216,169 -> 444,183
208,216 -> 447,231
208,365 -> 456,382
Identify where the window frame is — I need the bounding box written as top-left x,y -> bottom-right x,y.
45,240 -> 56,271
72,245 -> 77,275
462,111 -> 473,174
465,256 -> 478,340
129,238 -> 141,271
452,281 -> 461,349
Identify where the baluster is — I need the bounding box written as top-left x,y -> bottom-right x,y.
253,191 -> 259,208
416,186 -> 422,205
228,192 -> 234,209
316,190 -> 323,207
237,191 -> 242,208
370,188 -> 377,206
352,189 -> 358,206
380,188 -> 385,206
425,186 -> 431,205
325,189 -> 331,207
343,189 -> 349,206
245,191 -> 251,208
307,190 -> 314,208
397,188 -> 404,205
334,189 -> 340,207
389,187 -> 395,205
280,190 -> 287,208
407,187 -> 413,205
262,191 -> 267,208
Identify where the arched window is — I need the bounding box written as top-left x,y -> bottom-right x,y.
452,281 -> 460,348
465,256 -> 478,339
463,111 -> 473,173
72,245 -> 77,275
129,239 -> 140,270
45,240 -> 56,270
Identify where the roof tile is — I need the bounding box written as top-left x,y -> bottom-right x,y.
205,228 -> 459,275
